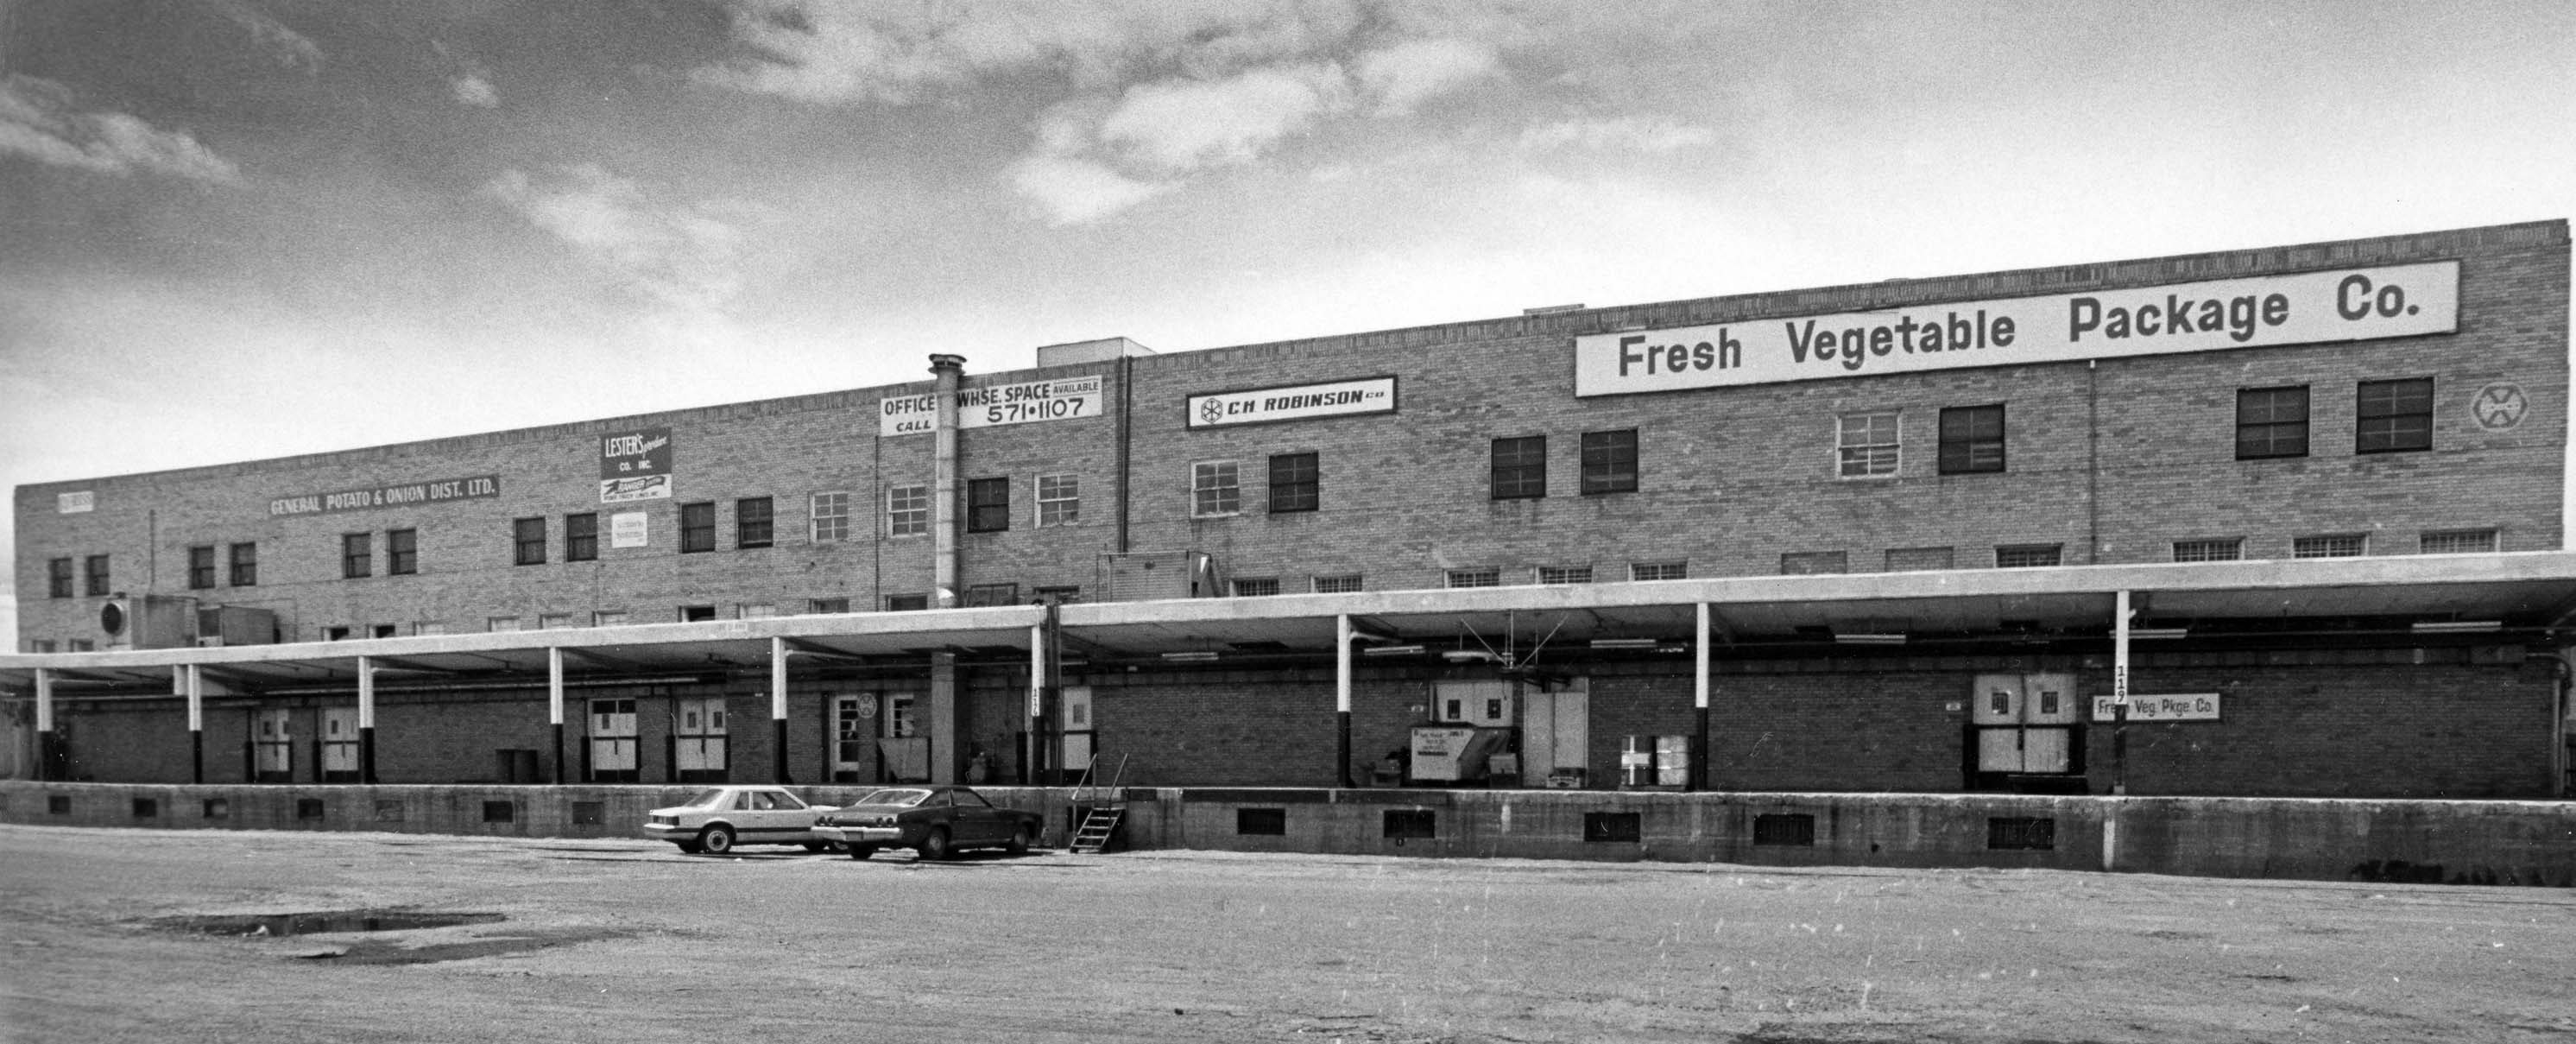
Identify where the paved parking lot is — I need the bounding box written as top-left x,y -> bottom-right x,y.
3,824 -> 2572,1042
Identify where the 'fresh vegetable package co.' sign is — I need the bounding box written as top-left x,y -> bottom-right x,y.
1574,262 -> 2459,396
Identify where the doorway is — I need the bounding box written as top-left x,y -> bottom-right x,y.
1969,673 -> 2084,791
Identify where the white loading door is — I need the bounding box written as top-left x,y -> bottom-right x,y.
877,693 -> 927,782
1519,680 -> 1589,787
255,708 -> 294,778
831,695 -> 868,781
1973,673 -> 2077,775
675,697 -> 728,780
1973,674 -> 2027,773
321,707 -> 361,778
589,699 -> 638,778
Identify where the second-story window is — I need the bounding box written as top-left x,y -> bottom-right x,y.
887,484 -> 929,537
343,533 -> 372,579
1192,461 -> 1241,517
1581,429 -> 1638,494
1037,474 -> 1079,528
737,497 -> 774,548
47,558 -> 72,598
1491,436 -> 1546,499
228,542 -> 257,586
2357,377 -> 2434,453
514,517 -> 546,565
187,546 -> 215,590
1938,404 -> 2006,474
83,554 -> 110,596
388,528 -> 417,575
565,513 -> 597,562
680,502 -> 716,553
1269,452 -> 1318,513
967,478 -> 1010,533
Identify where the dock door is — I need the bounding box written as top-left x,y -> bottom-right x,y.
1969,673 -> 2083,792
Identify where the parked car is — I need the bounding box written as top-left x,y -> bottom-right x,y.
644,786 -> 840,855
814,785 -> 1045,861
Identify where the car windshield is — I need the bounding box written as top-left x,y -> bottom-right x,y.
679,789 -> 729,809
856,788 -> 931,807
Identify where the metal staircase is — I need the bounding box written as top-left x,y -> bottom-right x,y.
1069,753 -> 1128,855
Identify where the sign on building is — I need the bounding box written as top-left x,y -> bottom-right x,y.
2091,693 -> 2222,722
880,376 -> 1105,436
1186,376 -> 1398,428
1575,262 -> 2460,396
609,511 -> 648,548
269,476 -> 501,516
600,427 -> 673,503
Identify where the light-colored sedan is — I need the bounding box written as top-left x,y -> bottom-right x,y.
643,786 -> 840,855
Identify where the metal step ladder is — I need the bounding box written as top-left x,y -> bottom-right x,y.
1069,753 -> 1128,855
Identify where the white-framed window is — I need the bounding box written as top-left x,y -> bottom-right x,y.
1193,460 -> 1241,517
2172,538 -> 2244,562
887,484 -> 929,537
1629,561 -> 1688,582
1446,567 -> 1501,588
414,622 -> 447,636
2294,533 -> 2368,559
1993,544 -> 2062,568
739,604 -> 776,619
1039,473 -> 1080,528
537,612 -> 573,630
811,491 -> 852,542
2419,528 -> 2497,554
1837,411 -> 1899,478
1312,574 -> 1362,593
486,616 -> 521,632
1536,565 -> 1592,585
592,611 -> 628,627
1231,577 -> 1280,597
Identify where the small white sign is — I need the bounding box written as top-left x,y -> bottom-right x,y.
881,376 -> 1104,436
57,490 -> 95,514
609,511 -> 648,548
1187,376 -> 1398,428
2093,693 -> 2222,722
601,474 -> 672,503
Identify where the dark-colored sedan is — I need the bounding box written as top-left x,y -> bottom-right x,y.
812,785 -> 1045,861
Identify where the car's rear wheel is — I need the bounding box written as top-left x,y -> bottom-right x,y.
847,845 -> 875,861
918,827 -> 950,862
698,825 -> 736,855
1005,824 -> 1031,855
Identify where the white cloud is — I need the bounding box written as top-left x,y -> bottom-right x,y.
202,0 -> 324,74
452,73 -> 500,109
1097,62 -> 1351,173
483,164 -> 766,315
1009,150 -> 1174,226
0,75 -> 243,184
1355,38 -> 1500,116
1518,115 -> 1715,154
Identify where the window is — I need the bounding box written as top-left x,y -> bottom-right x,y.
387,528 -> 416,575
2421,528 -> 2498,554
1491,436 -> 1546,499
679,502 -> 716,553
809,598 -> 851,614
1938,405 -> 2005,474
1838,412 -> 1900,477
593,611 -> 628,627
1536,566 -> 1592,585
887,484 -> 929,537
414,622 -> 447,636
1884,547 -> 1954,572
30,640 -> 57,653
47,558 -> 72,598
486,617 -> 521,632
537,612 -> 572,630
65,639 -> 93,652
678,604 -> 716,622
740,604 -> 776,619
228,542 -> 257,586
1446,567 -> 1500,588
2357,377 -> 2434,453
1311,574 -> 1362,593
736,497 -> 774,548
810,492 -> 850,542
2172,538 -> 2244,562
1269,452 -> 1318,513
323,625 -> 351,642
369,623 -> 397,639
1036,474 -> 1079,528
514,517 -> 546,565
2236,386 -> 2309,459
188,546 -> 215,590
966,478 -> 1010,533
1994,543 -> 2061,568
1629,561 -> 1688,582
1192,461 -> 1241,516
83,554 -> 109,597
962,585 -> 1017,607
1231,577 -> 1281,597
1779,551 -> 1847,574
1581,429 -> 1638,494
886,593 -> 930,611
342,534 -> 372,579
565,514 -> 597,562
2294,534 -> 2368,559
1033,585 -> 1083,604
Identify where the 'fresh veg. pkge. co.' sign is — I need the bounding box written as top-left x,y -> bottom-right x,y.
1574,262 -> 2459,396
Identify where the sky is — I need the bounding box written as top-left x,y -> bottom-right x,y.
4,0 -> 2574,639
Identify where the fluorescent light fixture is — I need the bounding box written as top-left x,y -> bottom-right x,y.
1442,649 -> 1505,664
1350,629 -> 1398,644
2410,620 -> 2502,634
2124,627 -> 2188,640
1833,633 -> 1908,646
1160,650 -> 1221,661
1588,638 -> 1659,649
1361,643 -> 1425,656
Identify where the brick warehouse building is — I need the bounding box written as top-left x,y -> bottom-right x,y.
6,219 -> 2574,802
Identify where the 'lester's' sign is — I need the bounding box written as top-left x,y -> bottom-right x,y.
1574,262 -> 2458,396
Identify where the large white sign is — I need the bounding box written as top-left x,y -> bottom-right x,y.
1575,262 -> 2459,396
1187,376 -> 1398,428
881,376 -> 1105,436
609,511 -> 648,548
2092,693 -> 2222,723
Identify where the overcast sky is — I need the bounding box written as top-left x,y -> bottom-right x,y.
5,0 -> 2574,639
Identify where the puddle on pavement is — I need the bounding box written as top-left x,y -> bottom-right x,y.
154,910 -> 506,937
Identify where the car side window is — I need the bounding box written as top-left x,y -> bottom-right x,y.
731,793 -> 752,811
957,790 -> 992,808
750,792 -> 775,810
